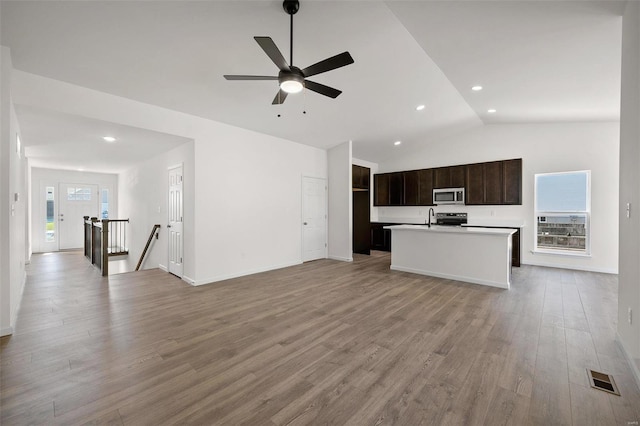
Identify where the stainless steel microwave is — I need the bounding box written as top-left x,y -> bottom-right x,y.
433,187 -> 465,205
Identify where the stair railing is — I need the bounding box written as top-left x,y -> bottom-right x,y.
136,224 -> 161,271
83,216 -> 130,276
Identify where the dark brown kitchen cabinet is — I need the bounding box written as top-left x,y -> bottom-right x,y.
352,164 -> 370,190
418,169 -> 434,205
465,163 -> 485,205
484,161 -> 503,204
451,166 -> 466,187
374,174 -> 390,206
465,161 -> 499,205
403,170 -> 420,205
502,159 -> 522,205
389,173 -> 404,205
512,229 -> 521,267
374,158 -> 521,207
370,223 -> 392,251
434,165 -> 466,188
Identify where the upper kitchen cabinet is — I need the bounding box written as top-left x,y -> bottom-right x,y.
374,158 -> 521,207
465,163 -> 485,205
374,173 -> 390,206
484,161 -> 503,204
465,159 -> 522,205
502,159 -> 522,204
434,165 -> 466,188
389,172 -> 404,205
374,172 -> 404,206
352,164 -> 370,190
403,170 -> 420,205
418,169 -> 434,205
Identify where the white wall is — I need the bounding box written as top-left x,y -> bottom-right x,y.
328,141 -> 352,261
1,47 -> 28,336
618,0 -> 640,383
13,71 -> 328,286
376,122 -> 620,274
30,167 -> 118,253
194,133 -> 327,284
118,141 -> 194,275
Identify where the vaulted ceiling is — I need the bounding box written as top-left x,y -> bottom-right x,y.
0,1 -> 625,172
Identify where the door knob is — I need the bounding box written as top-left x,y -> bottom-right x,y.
167,224 -> 172,228
303,222 -> 308,225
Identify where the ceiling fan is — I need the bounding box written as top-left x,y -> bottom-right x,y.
223,0 -> 354,105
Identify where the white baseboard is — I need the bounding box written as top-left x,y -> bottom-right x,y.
522,260 -> 617,274
0,327 -> 14,337
328,255 -> 353,262
192,261 -> 302,286
158,263 -> 168,272
182,275 -> 196,286
616,332 -> 640,390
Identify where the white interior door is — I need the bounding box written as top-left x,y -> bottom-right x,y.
59,183 -> 99,250
168,165 -> 184,277
302,176 -> 327,262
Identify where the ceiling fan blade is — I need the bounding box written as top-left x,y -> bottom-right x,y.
305,80 -> 342,99
254,36 -> 290,72
224,75 -> 278,80
302,52 -> 354,78
272,89 -> 288,105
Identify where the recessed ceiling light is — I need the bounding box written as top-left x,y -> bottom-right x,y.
394,141 -> 402,146
416,104 -> 425,111
103,136 -> 117,142
471,85 -> 483,91
487,109 -> 497,113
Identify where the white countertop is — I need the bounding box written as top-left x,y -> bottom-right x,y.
376,217 -> 525,228
464,219 -> 525,228
384,224 -> 516,236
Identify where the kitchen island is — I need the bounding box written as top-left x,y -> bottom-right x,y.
384,225 -> 516,289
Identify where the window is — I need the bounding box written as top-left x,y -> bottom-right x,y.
67,186 -> 92,201
101,189 -> 109,219
45,186 -> 55,242
535,171 -> 590,255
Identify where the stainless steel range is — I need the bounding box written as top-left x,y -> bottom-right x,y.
436,212 -> 468,226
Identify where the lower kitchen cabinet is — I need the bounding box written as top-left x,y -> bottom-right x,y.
371,223 -> 392,252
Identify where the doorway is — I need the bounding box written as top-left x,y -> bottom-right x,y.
168,165 -> 184,277
352,165 -> 371,255
302,176 -> 327,262
58,183 -> 99,250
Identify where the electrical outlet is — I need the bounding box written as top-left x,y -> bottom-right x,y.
626,203 -> 631,218
628,307 -> 633,325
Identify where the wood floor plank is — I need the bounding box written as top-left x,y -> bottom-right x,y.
1,251 -> 639,425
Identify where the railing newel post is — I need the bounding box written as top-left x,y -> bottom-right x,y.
101,219 -> 109,276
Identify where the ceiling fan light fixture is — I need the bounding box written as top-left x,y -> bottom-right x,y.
280,79 -> 304,94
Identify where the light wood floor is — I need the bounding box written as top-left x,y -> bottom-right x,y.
1,251 -> 639,425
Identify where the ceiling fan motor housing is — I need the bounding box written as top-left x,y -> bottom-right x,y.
279,66 -> 305,90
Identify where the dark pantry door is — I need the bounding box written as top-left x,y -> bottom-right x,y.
353,190 -> 371,255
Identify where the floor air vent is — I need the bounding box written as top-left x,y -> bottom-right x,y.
587,369 -> 620,396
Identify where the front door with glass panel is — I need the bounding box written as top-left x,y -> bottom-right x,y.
59,183 -> 99,250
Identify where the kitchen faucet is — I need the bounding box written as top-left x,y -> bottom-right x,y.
427,207 -> 435,228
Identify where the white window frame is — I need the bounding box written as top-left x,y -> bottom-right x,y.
534,170 -> 591,257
